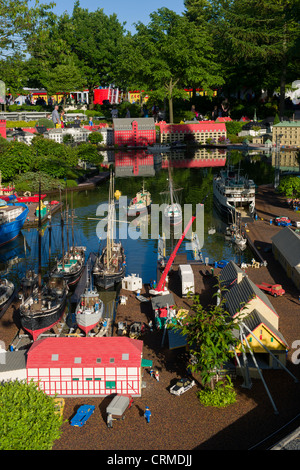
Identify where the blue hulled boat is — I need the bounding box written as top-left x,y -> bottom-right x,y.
0,200 -> 29,247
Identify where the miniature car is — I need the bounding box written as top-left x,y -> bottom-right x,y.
214,260 -> 229,269
274,216 -> 292,227
70,405 -> 95,427
170,377 -> 195,396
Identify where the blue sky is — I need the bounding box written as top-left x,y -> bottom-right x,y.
46,1 -> 185,32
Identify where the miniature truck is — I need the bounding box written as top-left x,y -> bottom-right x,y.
178,264 -> 195,297
106,395 -> 133,427
256,282 -> 285,297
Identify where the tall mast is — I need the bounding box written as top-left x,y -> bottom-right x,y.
71,191 -> 75,250
65,184 -> 69,256
38,179 -> 42,300
59,189 -> 65,269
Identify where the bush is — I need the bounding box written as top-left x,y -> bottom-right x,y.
197,377 -> 237,408
0,380 -> 64,450
6,120 -> 37,128
88,132 -> 104,144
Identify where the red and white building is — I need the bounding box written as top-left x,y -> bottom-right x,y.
113,118 -> 156,147
25,336 -> 144,397
158,121 -> 227,145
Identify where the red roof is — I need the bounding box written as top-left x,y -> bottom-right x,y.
158,122 -> 226,133
216,117 -> 232,122
27,337 -> 143,368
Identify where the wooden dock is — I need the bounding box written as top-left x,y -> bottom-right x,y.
23,201 -> 62,228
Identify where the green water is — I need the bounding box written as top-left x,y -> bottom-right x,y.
0,149 -> 275,289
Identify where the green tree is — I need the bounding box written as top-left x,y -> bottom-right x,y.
114,8 -> 224,123
0,380 -> 64,450
43,58 -> 85,107
278,175 -> 300,198
173,280 -> 240,389
211,0 -> 300,118
67,2 -> 127,105
0,0 -> 54,59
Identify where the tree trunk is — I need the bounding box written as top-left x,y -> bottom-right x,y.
279,61 -> 286,120
167,78 -> 177,124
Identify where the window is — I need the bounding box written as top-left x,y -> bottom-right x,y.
51,354 -> 59,361
74,357 -> 82,364
122,353 -> 129,361
106,381 -> 116,389
96,358 -> 101,363
109,358 -> 115,363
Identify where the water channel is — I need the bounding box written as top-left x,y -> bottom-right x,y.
0,147 -> 282,304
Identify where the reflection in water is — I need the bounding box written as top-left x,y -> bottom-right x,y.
1,148 -> 275,292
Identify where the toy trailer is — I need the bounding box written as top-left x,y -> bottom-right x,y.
106,395 -> 133,424
256,282 -> 285,297
178,264 -> 195,297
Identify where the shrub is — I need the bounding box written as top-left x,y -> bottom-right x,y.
0,380 -> 64,450
197,377 -> 237,408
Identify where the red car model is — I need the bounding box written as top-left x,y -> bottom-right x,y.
274,216 -> 292,227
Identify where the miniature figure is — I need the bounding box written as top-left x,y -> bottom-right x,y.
155,370 -> 160,381
144,406 -> 151,423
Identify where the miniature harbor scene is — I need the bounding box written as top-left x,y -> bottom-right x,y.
1,148 -> 300,451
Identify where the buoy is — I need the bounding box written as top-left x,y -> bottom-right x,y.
114,190 -> 122,200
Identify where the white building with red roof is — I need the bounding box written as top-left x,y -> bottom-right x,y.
23,336 -> 144,397
158,121 -> 227,145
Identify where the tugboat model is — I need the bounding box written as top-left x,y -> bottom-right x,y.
128,182 -> 152,216
93,172 -> 126,290
75,272 -> 104,336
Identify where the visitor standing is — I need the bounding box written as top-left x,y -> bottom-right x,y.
52,105 -> 60,128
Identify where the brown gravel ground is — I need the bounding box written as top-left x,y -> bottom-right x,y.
1,184 -> 300,451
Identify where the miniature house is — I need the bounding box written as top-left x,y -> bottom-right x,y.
122,274 -> 143,292
219,261 -> 288,368
220,261 -> 279,330
25,336 -> 144,397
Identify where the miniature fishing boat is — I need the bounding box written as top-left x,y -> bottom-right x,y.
128,181 -> 152,216
93,172 -> 126,289
75,286 -> 104,336
19,185 -> 68,341
51,191 -> 86,287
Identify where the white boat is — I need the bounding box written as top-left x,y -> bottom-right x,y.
0,278 -> 14,309
75,285 -> 104,335
128,182 -> 152,216
213,167 -> 256,218
160,162 -> 182,227
231,231 -> 247,249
